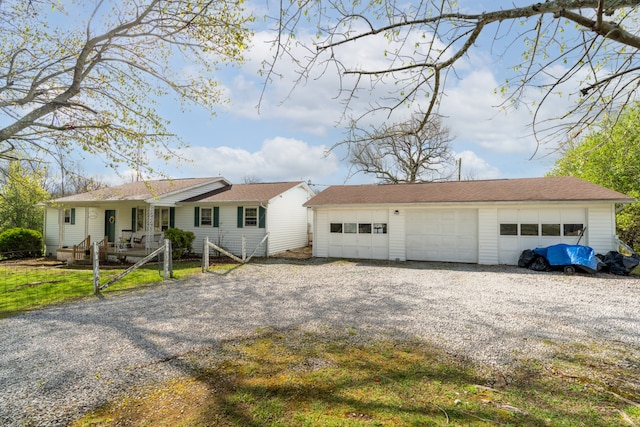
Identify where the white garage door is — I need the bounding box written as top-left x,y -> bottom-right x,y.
406,209 -> 478,263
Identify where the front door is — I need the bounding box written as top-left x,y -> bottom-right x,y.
105,210 -> 116,243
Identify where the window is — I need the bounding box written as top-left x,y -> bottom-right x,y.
136,208 -> 145,231
500,224 -> 517,236
564,223 -> 584,236
358,223 -> 372,234
373,223 -> 388,234
344,223 -> 357,233
330,223 -> 342,233
201,208 -> 212,226
244,207 -> 258,227
542,224 -> 561,236
520,224 -> 539,236
64,208 -> 75,225
154,207 -> 170,232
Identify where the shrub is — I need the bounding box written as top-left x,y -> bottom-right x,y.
163,228 -> 195,259
0,228 -> 43,259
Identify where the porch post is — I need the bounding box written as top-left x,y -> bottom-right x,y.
58,208 -> 64,250
146,204 -> 155,251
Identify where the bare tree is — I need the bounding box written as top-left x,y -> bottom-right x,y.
267,1 -> 640,151
0,0 -> 252,173
242,174 -> 263,184
349,116 -> 454,183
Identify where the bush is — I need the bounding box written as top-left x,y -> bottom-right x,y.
0,228 -> 43,259
163,228 -> 195,259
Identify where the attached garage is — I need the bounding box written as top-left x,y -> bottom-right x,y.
305,177 -> 633,265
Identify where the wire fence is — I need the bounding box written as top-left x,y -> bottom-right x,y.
0,250 -> 176,318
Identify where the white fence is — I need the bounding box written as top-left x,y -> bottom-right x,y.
201,234 -> 269,272
93,239 -> 172,294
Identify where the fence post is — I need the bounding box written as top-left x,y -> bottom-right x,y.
202,236 -> 209,272
169,240 -> 173,278
163,239 -> 170,280
92,241 -> 100,294
242,235 -> 246,262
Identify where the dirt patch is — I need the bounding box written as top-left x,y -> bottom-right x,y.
0,258 -> 66,268
270,246 -> 312,260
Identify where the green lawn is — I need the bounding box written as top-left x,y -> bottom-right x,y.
75,329 -> 640,427
0,259 -> 231,318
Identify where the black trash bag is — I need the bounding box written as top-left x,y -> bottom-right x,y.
598,251 -> 640,275
518,249 -> 537,268
595,255 -> 607,272
529,256 -> 551,272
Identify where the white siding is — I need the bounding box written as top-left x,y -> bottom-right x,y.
179,205 -> 267,257
478,208 -> 498,265
177,186 -> 312,257
587,205 -> 616,254
62,207 -> 87,248
174,205 -> 210,253
44,207 -> 61,256
314,202 -> 620,266
314,210 -> 329,257
152,180 -> 228,205
388,208 -> 406,261
87,207 -> 105,243
267,186 -> 312,255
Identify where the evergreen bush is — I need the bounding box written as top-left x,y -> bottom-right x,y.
163,228 -> 195,259
0,228 -> 43,259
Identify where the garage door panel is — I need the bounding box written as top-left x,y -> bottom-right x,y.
406,209 -> 478,263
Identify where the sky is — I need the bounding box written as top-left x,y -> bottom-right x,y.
72,1 -> 587,189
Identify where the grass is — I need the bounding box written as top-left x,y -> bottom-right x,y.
0,258 -> 235,318
74,328 -> 640,427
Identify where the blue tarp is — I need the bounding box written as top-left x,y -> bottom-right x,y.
534,244 -> 599,271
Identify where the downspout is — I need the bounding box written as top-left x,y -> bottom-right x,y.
260,202 -> 268,257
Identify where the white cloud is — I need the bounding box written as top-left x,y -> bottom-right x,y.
452,150 -> 501,180
171,137 -> 339,183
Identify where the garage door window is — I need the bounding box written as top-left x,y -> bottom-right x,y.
331,222 -> 388,234
358,223 -> 372,234
373,223 -> 387,234
520,224 -> 539,236
500,224 -> 517,236
564,224 -> 584,236
344,223 -> 357,233
501,222 -> 584,236
542,224 -> 561,236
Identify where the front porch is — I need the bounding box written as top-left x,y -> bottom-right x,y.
55,233 -> 164,264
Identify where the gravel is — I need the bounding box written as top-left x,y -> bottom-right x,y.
1,260 -> 639,426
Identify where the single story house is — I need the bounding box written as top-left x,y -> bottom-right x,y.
43,177 -> 315,261
304,176 -> 634,265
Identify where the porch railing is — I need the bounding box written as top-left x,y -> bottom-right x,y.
72,236 -> 91,261
72,236 -> 109,262
96,236 -> 109,261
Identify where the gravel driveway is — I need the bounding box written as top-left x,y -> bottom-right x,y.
1,260 -> 639,426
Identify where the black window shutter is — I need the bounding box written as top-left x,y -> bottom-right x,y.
194,207 -> 200,227
131,208 -> 137,231
70,208 -> 76,225
169,207 -> 175,228
213,207 -> 219,228
237,206 -> 243,228
259,206 -> 266,228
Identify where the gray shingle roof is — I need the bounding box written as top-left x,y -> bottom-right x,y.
180,182 -> 305,203
52,177 -> 225,203
304,177 -> 634,207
